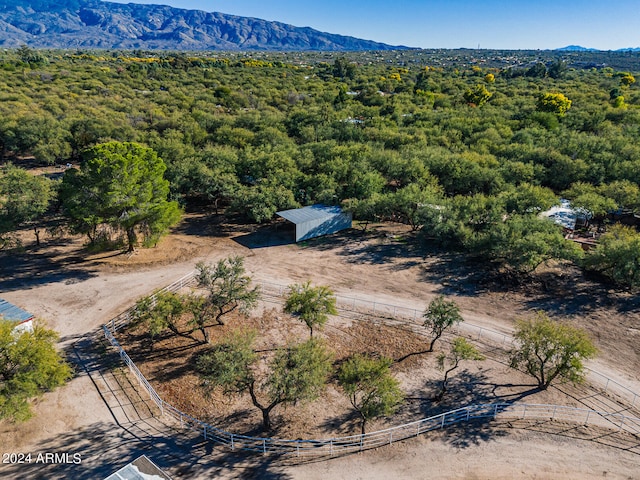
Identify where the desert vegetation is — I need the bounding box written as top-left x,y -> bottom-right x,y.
0,48 -> 638,288
117,258 -> 599,437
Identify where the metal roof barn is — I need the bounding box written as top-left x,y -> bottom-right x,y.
104,455 -> 172,480
276,205 -> 352,242
0,298 -> 34,334
0,298 -> 33,323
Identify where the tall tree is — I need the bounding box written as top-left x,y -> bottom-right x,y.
131,291 -> 191,349
510,312 -> 597,390
284,281 -> 338,337
583,225 -> 640,290
0,320 -> 72,422
0,165 -> 53,246
423,295 -> 464,352
60,142 -> 181,252
196,333 -> 332,431
194,257 -> 260,340
337,354 -> 404,434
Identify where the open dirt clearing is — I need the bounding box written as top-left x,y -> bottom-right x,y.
1,213 -> 639,479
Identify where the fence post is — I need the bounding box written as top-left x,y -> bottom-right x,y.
389,431 -> 393,445
360,435 -> 364,451
584,410 -> 590,425
330,439 -> 334,456
441,413 -> 446,428
604,378 -> 610,393
493,404 -> 499,419
231,434 -> 234,451
263,439 -> 267,455
552,406 -> 557,420
204,425 -> 207,440
522,404 -> 526,419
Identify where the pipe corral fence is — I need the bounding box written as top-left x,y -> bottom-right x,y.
103,271 -> 640,457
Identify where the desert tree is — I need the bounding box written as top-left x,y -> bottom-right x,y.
423,295 -> 464,352
196,332 -> 332,431
536,92 -> 572,116
194,257 -> 260,340
337,354 -> 405,434
0,165 -> 54,247
463,84 -> 492,107
0,319 -> 72,422
131,291 -> 191,349
509,312 -> 597,390
60,141 -> 181,252
583,225 -> 640,290
284,281 -> 337,337
435,337 -> 484,401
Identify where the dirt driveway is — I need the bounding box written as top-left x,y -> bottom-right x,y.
1,214 -> 639,479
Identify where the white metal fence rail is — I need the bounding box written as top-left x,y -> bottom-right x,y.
256,278 -> 640,408
102,271 -> 640,456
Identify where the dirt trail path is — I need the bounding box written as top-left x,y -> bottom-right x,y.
1,219 -> 639,479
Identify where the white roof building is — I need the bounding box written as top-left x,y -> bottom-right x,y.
276,205 -> 352,242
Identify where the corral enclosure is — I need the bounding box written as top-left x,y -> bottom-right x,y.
2,214 -> 640,478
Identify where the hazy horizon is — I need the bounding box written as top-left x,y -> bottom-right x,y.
104,0 -> 640,51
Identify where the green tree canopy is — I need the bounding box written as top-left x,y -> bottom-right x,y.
196,333 -> 332,431
423,295 -> 464,352
194,257 -> 260,340
337,354 -> 404,434
537,92 -> 572,116
464,84 -> 493,107
0,165 -> 53,246
583,225 -> 640,290
435,337 -> 484,401
0,320 -> 72,422
131,291 -> 190,348
510,312 -> 597,390
60,142 -> 181,252
487,214 -> 584,274
284,281 -> 338,337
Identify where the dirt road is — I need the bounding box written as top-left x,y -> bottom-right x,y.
1,217 -> 639,479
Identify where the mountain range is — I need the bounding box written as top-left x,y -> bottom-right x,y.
0,0 -> 405,51
556,45 -> 640,52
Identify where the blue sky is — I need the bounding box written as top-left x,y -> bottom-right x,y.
107,0 -> 640,50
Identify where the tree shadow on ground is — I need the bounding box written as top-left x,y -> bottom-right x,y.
406,370 -> 540,448
511,419 -> 640,455
520,269 -> 640,316
0,420 -> 293,480
232,222 -> 296,249
318,408 -> 361,438
0,245 -> 97,292
171,210 -> 235,238
417,246 -> 493,297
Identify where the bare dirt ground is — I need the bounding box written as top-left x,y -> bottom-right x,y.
1,212 -> 639,479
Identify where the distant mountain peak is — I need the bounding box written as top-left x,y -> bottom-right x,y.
556,45 -> 600,52
0,0 -> 408,51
